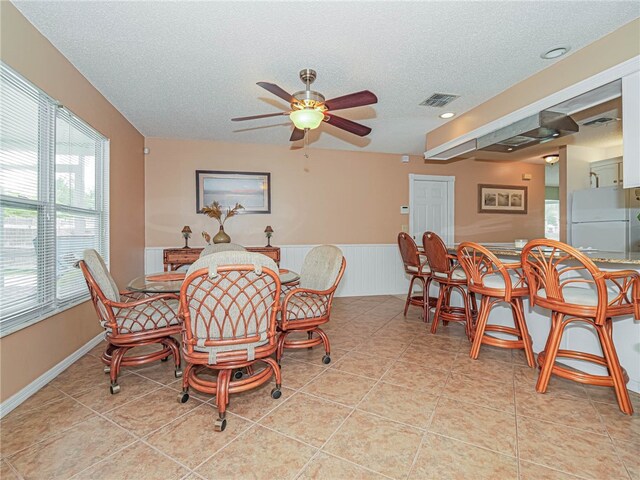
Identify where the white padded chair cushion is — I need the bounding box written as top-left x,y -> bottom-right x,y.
433,268 -> 466,281
83,249 -> 120,302
199,242 -> 246,258
407,264 -> 431,274
480,272 -> 524,290
114,299 -> 180,333
537,286 -> 618,307
185,251 -> 279,344
300,245 -> 344,291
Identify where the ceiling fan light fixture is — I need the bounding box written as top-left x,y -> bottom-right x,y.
290,108 -> 324,130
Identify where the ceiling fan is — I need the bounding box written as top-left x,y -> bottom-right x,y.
232,69 -> 378,141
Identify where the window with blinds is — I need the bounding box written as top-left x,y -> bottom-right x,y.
0,63 -> 109,336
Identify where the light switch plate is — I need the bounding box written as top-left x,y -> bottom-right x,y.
400,205 -> 409,214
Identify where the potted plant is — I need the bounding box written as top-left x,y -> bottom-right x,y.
201,201 -> 244,244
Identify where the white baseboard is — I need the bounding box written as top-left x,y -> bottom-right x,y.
0,332 -> 105,419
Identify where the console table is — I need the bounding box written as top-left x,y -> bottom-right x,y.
163,246 -> 281,271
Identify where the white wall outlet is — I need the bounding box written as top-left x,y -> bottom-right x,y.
401,155 -> 410,163
401,224 -> 409,233
400,205 -> 409,214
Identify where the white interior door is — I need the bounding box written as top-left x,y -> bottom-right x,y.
409,174 -> 455,245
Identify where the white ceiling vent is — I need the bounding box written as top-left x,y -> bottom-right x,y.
419,93 -> 459,108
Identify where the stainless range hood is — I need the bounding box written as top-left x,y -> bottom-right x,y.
476,110 -> 579,153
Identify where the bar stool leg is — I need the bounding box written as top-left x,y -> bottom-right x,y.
536,312 -> 565,394
431,283 -> 446,334
460,285 -> 473,340
404,276 -> 417,316
512,297 -> 535,368
469,296 -> 491,359
421,277 -> 430,323
596,320 -> 633,415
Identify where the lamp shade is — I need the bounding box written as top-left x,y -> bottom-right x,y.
290,108 -> 324,130
182,225 -> 192,234
264,225 -> 274,234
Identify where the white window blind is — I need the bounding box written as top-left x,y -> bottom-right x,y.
0,63 -> 109,336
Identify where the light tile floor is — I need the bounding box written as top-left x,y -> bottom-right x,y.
1,295 -> 638,479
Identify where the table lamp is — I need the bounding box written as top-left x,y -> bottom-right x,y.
264,225 -> 274,247
181,225 -> 192,249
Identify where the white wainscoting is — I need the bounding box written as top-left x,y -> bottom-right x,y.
145,244 -> 412,297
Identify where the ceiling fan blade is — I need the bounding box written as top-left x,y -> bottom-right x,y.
257,82 -> 296,104
231,112 -> 290,121
290,128 -> 305,142
324,114 -> 372,137
324,90 -> 378,111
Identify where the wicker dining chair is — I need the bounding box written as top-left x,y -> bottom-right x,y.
457,242 -> 535,366
422,232 -> 477,339
178,251 -> 282,431
78,249 -> 182,394
277,245 -> 346,365
398,232 -> 434,321
521,239 -> 640,415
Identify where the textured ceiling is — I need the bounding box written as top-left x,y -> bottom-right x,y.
13,1 -> 640,155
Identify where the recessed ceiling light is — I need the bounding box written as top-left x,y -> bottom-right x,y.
439,112 -> 456,119
541,46 -> 570,60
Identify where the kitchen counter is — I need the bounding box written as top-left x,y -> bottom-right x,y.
448,243 -> 640,265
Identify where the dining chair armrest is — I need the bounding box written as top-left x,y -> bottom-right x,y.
114,292 -> 179,307
602,270 -> 640,319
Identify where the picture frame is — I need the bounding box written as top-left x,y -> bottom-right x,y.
477,184 -> 528,214
196,170 -> 271,214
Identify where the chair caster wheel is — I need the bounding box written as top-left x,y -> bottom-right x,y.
214,417 -> 227,432
103,366 -> 111,374
161,356 -> 169,362
322,355 -> 331,365
271,388 -> 282,399
109,384 -> 120,395
233,370 -> 244,380
178,392 -> 189,403
174,369 -> 183,378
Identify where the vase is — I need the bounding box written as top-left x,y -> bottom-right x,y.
212,225 -> 231,244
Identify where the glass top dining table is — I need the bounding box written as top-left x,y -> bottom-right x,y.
127,269 -> 300,294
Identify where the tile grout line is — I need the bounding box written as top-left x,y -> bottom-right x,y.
292,329 -> 420,480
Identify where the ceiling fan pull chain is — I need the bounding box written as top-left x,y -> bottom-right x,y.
304,129 -> 309,158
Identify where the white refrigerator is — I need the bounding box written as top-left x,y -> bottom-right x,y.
571,186 -> 640,255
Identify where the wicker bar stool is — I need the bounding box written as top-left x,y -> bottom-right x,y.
457,242 -> 535,366
422,232 -> 477,339
521,239 -> 640,415
398,232 -> 435,321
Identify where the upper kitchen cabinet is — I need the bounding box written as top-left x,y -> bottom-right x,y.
623,71 -> 640,188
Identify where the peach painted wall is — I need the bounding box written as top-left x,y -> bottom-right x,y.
0,3 -> 145,401
426,18 -> 640,152
145,138 -> 544,248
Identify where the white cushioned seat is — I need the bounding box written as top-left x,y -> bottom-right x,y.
537,286 -> 618,307
407,264 -> 431,274
481,271 -> 525,290
433,268 -> 466,281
